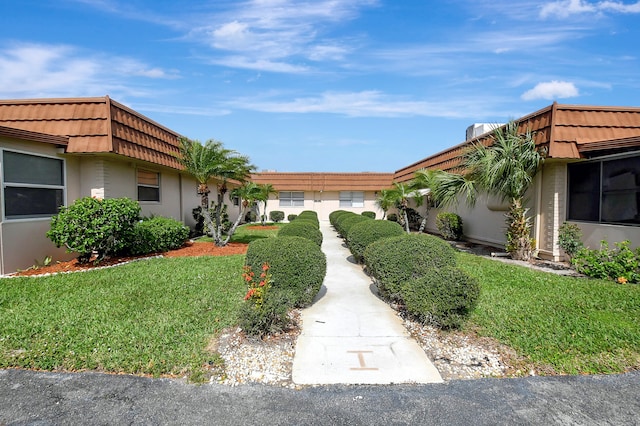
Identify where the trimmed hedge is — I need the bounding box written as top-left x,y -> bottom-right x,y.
363,234 -> 457,300
245,236 -> 326,308
329,210 -> 348,226
436,212 -> 463,241
269,211 -> 285,223
361,211 -> 376,219
291,218 -> 319,229
333,211 -> 358,236
296,211 -> 319,227
347,219 -> 404,263
287,214 -> 298,222
128,216 -> 189,255
278,221 -> 323,246
339,214 -> 371,239
47,197 -> 141,264
402,266 -> 480,329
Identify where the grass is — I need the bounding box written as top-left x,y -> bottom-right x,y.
458,251 -> 640,375
0,256 -> 246,382
197,222 -> 285,244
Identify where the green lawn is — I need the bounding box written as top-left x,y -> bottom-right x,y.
0,255 -> 246,382
458,251 -> 640,375
1,224 -> 638,382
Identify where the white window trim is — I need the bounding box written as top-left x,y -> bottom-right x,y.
1,148 -> 66,222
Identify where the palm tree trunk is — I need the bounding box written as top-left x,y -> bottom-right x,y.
403,209 -> 410,233
505,197 -> 533,261
221,205 -> 247,246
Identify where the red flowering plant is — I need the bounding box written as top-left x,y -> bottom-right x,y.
242,262 -> 271,308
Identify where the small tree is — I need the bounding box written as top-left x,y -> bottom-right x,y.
257,183 -> 278,226
431,121 -> 544,260
383,182 -> 424,233
177,137 -> 255,246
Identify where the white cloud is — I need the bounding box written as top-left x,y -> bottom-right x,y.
189,0 -> 377,72
521,81 -> 580,100
0,43 -> 179,98
226,90 -> 503,118
540,0 -> 640,19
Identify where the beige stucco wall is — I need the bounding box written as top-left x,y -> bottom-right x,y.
261,190 -> 383,222
0,138 -> 80,274
569,222 -> 640,252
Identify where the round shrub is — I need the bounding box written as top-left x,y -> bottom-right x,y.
329,210 -> 348,226
127,216 -> 189,255
347,220 -> 404,263
297,211 -> 319,227
436,212 -> 463,240
361,211 -> 376,219
363,234 -> 457,301
402,266 -> 480,330
333,211 -> 357,236
47,197 -> 141,264
287,214 -> 298,222
291,218 -> 319,229
245,236 -> 326,307
269,210 -> 285,223
340,215 -> 371,239
278,221 -> 323,246
387,213 -> 398,223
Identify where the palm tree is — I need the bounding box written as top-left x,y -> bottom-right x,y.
256,183 -> 278,226
177,137 -> 255,246
375,188 -> 396,219
432,121 -> 544,260
384,182 -> 424,233
411,169 -> 441,233
225,182 -> 262,244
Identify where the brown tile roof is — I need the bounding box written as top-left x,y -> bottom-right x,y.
0,96 -> 183,169
0,125 -> 68,146
394,103 -> 640,182
251,172 -> 394,191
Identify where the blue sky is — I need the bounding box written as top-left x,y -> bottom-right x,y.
1,0 -> 639,172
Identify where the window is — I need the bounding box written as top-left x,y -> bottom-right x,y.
137,169 -> 160,202
2,150 -> 65,219
279,191 -> 304,207
339,191 -> 364,208
567,154 -> 640,225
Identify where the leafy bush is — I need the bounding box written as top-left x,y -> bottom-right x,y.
404,207 -> 423,231
361,211 -> 376,219
340,215 -> 372,239
278,221 -> 323,246
387,213 -> 398,222
47,197 -> 140,264
329,210 -> 348,225
436,212 -> 463,240
363,234 -> 457,300
291,218 -> 319,229
333,211 -> 358,236
245,236 -> 327,307
287,214 -> 298,222
269,210 -> 285,223
347,220 -> 404,263
244,211 -> 257,223
297,211 -> 319,227
127,216 -> 189,255
239,262 -> 291,337
558,222 -> 584,259
572,240 -> 640,283
402,266 -> 480,329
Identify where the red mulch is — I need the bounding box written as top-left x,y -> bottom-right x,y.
12,241 -> 249,277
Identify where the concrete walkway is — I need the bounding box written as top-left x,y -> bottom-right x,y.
292,221 -> 443,385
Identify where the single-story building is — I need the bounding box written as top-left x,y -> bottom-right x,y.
394,103 -> 640,261
2,97 -> 640,273
250,172 -> 394,221
0,96 -> 240,274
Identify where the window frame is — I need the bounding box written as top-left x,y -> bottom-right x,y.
279,191 -> 304,207
567,152 -> 640,226
339,191 -> 365,208
137,168 -> 161,203
1,148 -> 66,221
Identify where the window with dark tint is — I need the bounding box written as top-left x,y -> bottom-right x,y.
137,169 -> 160,202
2,150 -> 65,219
567,154 -> 640,225
567,162 -> 600,221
